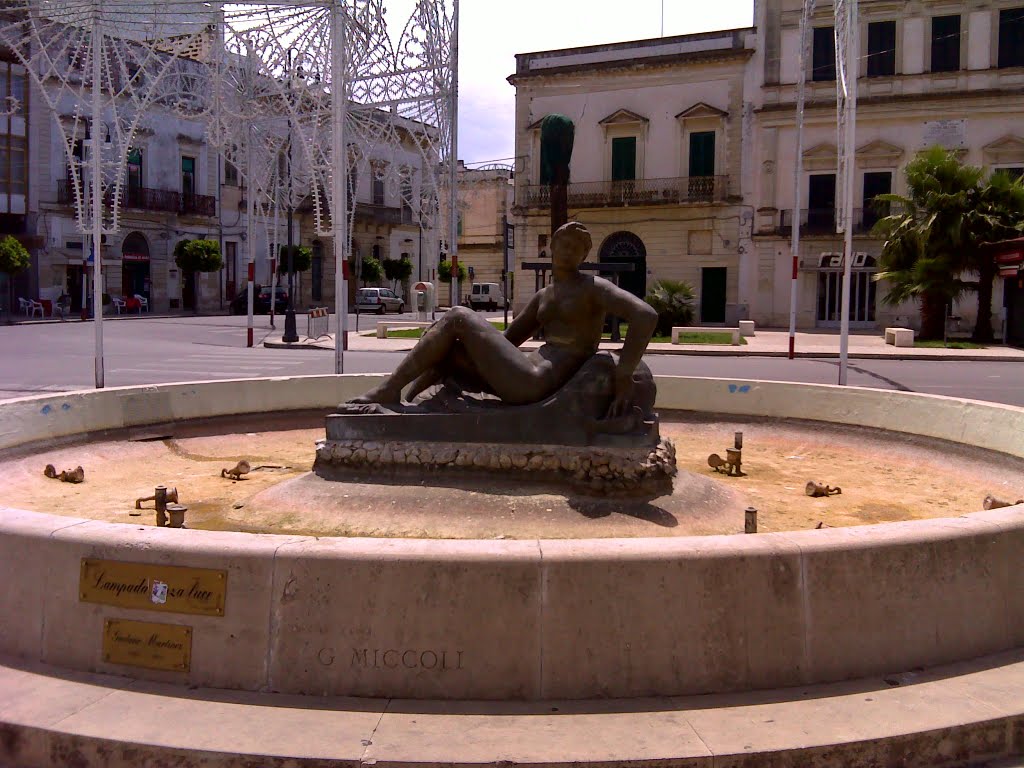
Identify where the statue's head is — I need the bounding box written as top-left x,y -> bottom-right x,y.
550,221 -> 592,268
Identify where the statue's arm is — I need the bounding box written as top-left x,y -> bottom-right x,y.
595,278 -> 657,416
503,291 -> 542,348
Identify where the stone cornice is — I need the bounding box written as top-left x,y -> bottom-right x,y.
983,135 -> 1024,165
676,102 -> 729,121
507,48 -> 753,86
755,87 -> 1024,121
598,108 -> 649,126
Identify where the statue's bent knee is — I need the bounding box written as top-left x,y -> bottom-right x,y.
448,305 -> 473,323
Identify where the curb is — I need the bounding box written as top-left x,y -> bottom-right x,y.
2,650 -> 1023,768
263,338 -> 336,351
6,312 -> 211,325
262,336 -> 1024,362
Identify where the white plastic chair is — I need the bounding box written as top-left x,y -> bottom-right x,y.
111,296 -> 126,314
134,294 -> 149,313
17,297 -> 30,315
54,295 -> 70,320
28,299 -> 44,318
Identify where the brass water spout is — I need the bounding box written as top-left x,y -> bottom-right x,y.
135,485 -> 179,510
805,481 -> 841,497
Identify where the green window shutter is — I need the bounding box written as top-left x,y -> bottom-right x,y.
689,131 -> 715,177
812,26 -> 836,81
611,136 -> 636,181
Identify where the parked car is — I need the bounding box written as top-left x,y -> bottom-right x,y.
229,285 -> 288,315
356,287 -> 404,314
468,282 -> 506,311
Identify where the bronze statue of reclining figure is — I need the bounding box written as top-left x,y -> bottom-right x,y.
350,221 -> 658,423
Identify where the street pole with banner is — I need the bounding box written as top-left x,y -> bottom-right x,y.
246,124 -> 255,348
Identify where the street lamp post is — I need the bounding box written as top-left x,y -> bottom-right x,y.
282,48 -> 299,343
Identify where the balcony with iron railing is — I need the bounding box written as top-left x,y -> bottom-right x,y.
56,179 -> 216,218
519,175 -> 731,209
293,193 -> 414,226
776,204 -> 901,237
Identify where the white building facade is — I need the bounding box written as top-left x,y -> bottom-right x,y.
749,0 -> 1024,332
509,30 -> 757,323
509,1 -> 1024,333
10,33 -> 439,317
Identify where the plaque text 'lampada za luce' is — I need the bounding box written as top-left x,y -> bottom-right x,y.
80,559 -> 227,616
103,619 -> 192,672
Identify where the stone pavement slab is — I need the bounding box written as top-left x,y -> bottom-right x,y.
1,649 -> 1023,767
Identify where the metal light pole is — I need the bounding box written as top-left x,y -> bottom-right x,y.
282,48 -> 299,343
835,0 -> 859,385
448,0 -> 460,309
90,7 -> 104,388
789,0 -> 815,359
246,123 -> 255,347
332,0 -> 348,374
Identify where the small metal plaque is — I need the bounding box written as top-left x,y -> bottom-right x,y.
80,559 -> 227,616
103,619 -> 192,672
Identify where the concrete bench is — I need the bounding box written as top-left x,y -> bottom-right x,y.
738,320 -> 755,337
671,326 -> 741,345
376,321 -> 432,339
884,327 -> 915,347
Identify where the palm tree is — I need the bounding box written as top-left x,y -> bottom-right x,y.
873,147 -> 1024,341
969,171 -> 1024,341
873,148 -> 980,339
644,279 -> 695,337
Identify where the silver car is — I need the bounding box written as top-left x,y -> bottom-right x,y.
356,287 -> 405,314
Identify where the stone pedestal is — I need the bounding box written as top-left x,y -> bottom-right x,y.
320,353 -> 676,495
315,437 -> 677,496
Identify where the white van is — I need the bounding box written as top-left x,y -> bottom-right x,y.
468,282 -> 506,311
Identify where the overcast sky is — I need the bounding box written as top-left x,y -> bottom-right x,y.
417,0 -> 755,165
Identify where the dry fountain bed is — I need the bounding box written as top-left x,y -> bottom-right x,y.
2,410 -> 1021,539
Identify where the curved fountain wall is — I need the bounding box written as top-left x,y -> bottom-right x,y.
0,375 -> 1021,700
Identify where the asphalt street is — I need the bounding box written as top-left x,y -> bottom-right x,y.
1,314 -> 1022,406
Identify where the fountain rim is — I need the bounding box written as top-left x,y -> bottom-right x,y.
2,374 -> 1022,701
1,372 -> 1022,548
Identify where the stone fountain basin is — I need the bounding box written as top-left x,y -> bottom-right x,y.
0,375 -> 1021,701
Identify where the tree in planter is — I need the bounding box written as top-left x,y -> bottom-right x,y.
436,259 -> 466,284
277,244 -> 313,273
174,239 -> 223,312
355,254 -> 382,287
278,244 -> 312,306
0,235 -> 31,319
382,255 -> 413,293
644,279 -> 695,337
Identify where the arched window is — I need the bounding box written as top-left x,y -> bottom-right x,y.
598,231 -> 647,299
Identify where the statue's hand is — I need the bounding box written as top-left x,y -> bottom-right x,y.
606,373 -> 635,419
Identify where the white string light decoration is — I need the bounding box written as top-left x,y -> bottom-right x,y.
0,0 -> 457,378
222,2 -> 456,261
0,1 -> 219,235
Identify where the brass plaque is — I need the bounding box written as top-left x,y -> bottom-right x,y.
80,559 -> 227,616
103,619 -> 192,672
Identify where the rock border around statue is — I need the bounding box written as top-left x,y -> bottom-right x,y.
314,437 -> 677,497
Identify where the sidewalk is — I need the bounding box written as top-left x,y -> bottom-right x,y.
265,325 -> 1024,361
4,311 -> 194,325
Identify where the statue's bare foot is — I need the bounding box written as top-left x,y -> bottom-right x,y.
348,383 -> 403,406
